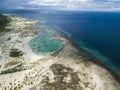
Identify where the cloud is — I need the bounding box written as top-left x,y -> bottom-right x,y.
25,0 -> 120,11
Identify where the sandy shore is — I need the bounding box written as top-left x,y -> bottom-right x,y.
0,14 -> 120,90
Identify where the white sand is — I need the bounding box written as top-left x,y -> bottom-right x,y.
0,15 -> 119,90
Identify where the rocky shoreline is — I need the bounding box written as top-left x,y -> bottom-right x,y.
0,14 -> 120,90
57,29 -> 120,83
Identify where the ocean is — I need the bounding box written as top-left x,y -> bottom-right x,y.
0,0 -> 120,77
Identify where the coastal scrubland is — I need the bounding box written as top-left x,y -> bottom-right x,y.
0,14 -> 119,90
0,14 -> 11,32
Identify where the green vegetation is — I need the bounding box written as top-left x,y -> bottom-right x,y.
4,60 -> 21,68
9,49 -> 23,58
1,81 -> 24,90
50,64 -> 73,76
0,63 -> 25,74
0,14 -> 11,32
33,64 -> 82,90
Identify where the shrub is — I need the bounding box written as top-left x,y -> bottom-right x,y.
0,14 -> 11,32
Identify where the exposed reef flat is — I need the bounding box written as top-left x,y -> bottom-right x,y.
0,14 -> 120,90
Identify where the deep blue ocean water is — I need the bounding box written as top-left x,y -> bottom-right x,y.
0,0 -> 120,77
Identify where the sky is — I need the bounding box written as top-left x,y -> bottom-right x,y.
25,0 -> 120,11
1,0 -> 120,11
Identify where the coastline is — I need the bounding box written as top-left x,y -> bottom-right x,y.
0,14 -> 120,90
56,29 -> 120,83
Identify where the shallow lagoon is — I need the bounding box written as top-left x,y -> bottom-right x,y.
29,25 -> 64,54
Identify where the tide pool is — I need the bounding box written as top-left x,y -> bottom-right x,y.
29,25 -> 64,54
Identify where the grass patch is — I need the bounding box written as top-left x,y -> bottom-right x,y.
10,49 -> 23,58
0,14 -> 11,33
1,63 -> 25,74
4,60 -> 21,68
38,64 -> 81,90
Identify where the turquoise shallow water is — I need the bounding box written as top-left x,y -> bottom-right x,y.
0,0 -> 120,79
29,24 -> 64,54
